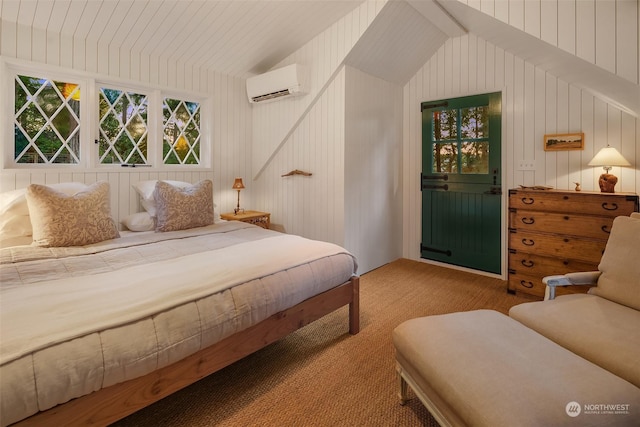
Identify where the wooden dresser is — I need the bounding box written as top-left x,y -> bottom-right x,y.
508,188 -> 638,299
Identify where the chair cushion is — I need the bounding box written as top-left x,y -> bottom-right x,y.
510,294 -> 640,388
394,310 -> 640,426
591,215 -> 640,310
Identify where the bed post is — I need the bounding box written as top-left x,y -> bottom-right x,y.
349,276 -> 360,334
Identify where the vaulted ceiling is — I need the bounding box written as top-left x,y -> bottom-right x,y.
1,0 -> 637,116
0,0 -> 364,76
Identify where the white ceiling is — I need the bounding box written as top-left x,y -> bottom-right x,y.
0,0 -> 364,77
1,0 -> 637,115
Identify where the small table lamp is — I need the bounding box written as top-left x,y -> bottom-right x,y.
232,178 -> 245,214
588,145 -> 631,193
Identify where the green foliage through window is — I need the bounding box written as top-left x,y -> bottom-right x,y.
11,71 -> 204,168
163,98 -> 201,165
14,75 -> 80,164
99,88 -> 148,164
431,105 -> 489,174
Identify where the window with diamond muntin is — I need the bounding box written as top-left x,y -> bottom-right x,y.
163,98 -> 201,165
14,75 -> 81,164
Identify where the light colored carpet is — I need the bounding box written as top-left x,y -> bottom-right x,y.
113,258 -> 531,427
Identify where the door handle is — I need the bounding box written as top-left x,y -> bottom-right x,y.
421,245 -> 452,256
422,184 -> 449,191
422,174 -> 448,181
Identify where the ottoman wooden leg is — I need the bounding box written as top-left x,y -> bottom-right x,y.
396,362 -> 409,405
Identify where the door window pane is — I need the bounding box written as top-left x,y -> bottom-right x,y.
461,141 -> 489,174
460,106 -> 488,139
432,109 -> 457,141
432,142 -> 458,173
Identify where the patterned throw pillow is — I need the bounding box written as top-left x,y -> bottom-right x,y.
26,181 -> 120,247
0,182 -> 89,246
154,180 -> 214,232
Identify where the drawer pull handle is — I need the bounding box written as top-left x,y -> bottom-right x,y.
520,280 -> 534,289
602,202 -> 618,211
564,216 -> 570,220
521,217 -> 535,225
521,260 -> 534,268
602,225 -> 611,234
563,260 -> 569,265
522,239 -> 535,246
522,197 -> 534,205
564,238 -> 569,243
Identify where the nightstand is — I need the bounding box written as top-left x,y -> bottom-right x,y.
220,210 -> 271,229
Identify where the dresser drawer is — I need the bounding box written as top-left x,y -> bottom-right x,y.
508,230 -> 606,264
508,250 -> 598,278
509,190 -> 638,217
508,273 -> 592,298
508,272 -> 546,297
509,210 -> 615,240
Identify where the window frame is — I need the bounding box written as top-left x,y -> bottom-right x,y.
95,81 -> 155,166
160,93 -> 205,166
2,58 -> 210,171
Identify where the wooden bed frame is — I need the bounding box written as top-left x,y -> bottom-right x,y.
14,276 -> 359,427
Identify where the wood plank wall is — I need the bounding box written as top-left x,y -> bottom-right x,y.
344,66 -> 403,274
467,0 -> 638,85
0,25 -> 252,228
251,1 -> 388,254
401,1 -> 640,267
1,0 -> 637,274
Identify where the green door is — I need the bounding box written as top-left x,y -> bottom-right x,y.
421,92 -> 502,274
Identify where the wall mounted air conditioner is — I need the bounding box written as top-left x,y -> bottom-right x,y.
246,64 -> 306,104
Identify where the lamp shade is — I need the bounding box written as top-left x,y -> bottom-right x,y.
232,178 -> 245,190
588,146 -> 631,167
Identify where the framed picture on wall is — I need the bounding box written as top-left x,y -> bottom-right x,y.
543,133 -> 584,151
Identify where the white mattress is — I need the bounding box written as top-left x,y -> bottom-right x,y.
0,222 -> 356,426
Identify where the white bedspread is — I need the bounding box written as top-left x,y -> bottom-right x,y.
0,223 -> 357,426
1,232 -> 351,365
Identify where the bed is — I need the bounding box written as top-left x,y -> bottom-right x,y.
0,180 -> 359,426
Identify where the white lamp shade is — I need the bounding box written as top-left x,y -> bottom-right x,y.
588,146 -> 631,167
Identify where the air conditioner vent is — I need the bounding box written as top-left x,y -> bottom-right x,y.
250,89 -> 292,103
246,64 -> 306,104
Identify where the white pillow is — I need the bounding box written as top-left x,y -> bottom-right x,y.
1,182 -> 88,217
0,182 -> 89,246
121,212 -> 155,232
132,180 -> 192,216
0,188 -> 32,217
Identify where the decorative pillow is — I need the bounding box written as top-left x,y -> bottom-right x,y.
0,182 -> 89,245
26,181 -> 120,247
132,180 -> 192,216
154,180 -> 214,232
121,212 -> 155,232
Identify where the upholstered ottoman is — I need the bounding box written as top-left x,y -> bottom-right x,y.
393,310 -> 640,427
